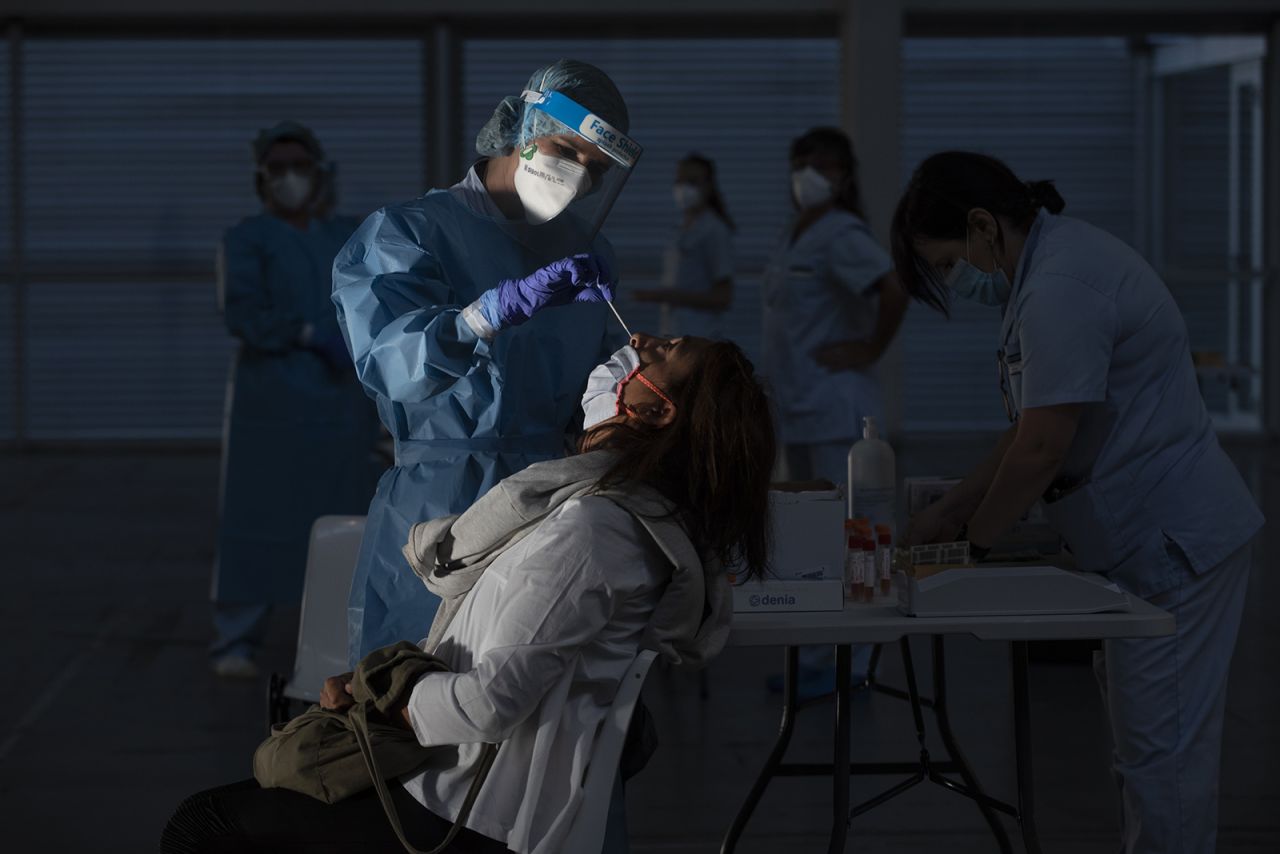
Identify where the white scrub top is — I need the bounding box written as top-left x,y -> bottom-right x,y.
762,209 -> 893,444
658,210 -> 734,340
1001,211 -> 1263,597
401,496 -> 665,854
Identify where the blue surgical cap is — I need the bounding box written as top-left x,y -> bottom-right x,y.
253,120 -> 326,164
475,59 -> 630,158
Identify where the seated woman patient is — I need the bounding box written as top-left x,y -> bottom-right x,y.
161,332 -> 775,854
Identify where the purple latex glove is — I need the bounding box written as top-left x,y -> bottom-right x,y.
481,253 -> 616,330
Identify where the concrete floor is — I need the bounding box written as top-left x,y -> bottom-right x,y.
0,438 -> 1275,853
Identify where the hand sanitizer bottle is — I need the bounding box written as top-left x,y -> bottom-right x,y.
847,416 -> 896,533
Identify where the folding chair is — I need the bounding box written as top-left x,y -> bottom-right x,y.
560,649 -> 659,854
267,515 -> 366,727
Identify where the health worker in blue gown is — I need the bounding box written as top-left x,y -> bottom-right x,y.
212,122 -> 381,678
334,61 -> 640,663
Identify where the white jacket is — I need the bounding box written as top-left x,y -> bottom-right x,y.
401,495 -> 668,853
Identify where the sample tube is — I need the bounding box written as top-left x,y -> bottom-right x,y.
844,534 -> 861,602
876,524 -> 893,595
861,537 -> 877,602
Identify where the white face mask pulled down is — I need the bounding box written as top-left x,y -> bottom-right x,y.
513,143 -> 592,224
581,344 -> 641,431
268,171 -> 315,212
791,166 -> 834,210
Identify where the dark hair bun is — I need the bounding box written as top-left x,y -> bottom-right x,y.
1027,180 -> 1066,214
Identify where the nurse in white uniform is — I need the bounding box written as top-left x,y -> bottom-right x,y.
762,127 -> 909,487
895,150 -> 1263,854
632,153 -> 735,340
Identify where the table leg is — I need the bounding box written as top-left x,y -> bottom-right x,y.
720,646 -> 800,854
830,644 -> 852,854
930,636 -> 1013,854
899,638 -> 928,745
1012,641 -> 1043,854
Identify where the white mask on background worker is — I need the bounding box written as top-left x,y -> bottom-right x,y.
513,142 -> 592,224
791,166 -> 834,210
268,171 -> 316,212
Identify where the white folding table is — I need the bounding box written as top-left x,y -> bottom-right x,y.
721,599 -> 1175,854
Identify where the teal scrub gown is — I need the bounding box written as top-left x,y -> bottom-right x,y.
214,213 -> 381,615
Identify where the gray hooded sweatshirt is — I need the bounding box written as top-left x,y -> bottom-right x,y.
402,450 -> 732,668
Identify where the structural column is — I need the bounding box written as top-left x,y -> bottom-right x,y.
1265,20 -> 1280,437
8,20 -> 25,447
425,22 -> 464,193
840,0 -> 905,436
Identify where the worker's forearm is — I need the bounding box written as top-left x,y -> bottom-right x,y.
966,434 -> 1066,547
938,425 -> 1018,520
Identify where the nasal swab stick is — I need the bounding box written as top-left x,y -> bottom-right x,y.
605,299 -> 632,338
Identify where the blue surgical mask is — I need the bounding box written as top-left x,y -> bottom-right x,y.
946,231 -> 1011,306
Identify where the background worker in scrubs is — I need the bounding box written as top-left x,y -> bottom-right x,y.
761,127 -> 909,694
894,150 -> 1264,854
632,153 -> 735,339
334,60 -> 634,663
763,127 -> 908,488
212,121 -> 379,679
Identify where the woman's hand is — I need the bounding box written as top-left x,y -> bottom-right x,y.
905,501 -> 965,547
320,672 -> 355,711
813,339 -> 880,372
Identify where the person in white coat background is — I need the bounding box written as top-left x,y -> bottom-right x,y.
762,127 -> 909,492
895,150 -> 1263,854
632,153 -> 735,339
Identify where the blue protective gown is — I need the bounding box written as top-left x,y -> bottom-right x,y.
333,165 -> 618,663
214,213 -> 381,605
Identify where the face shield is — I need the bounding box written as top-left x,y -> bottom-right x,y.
517,89 -> 643,239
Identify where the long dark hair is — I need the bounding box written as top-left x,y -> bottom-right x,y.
891,150 -> 1066,314
680,153 -> 736,232
790,127 -> 865,218
590,342 -> 775,579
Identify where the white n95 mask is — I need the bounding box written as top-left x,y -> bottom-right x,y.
268,171 -> 315,211
581,344 -> 641,431
513,143 -> 591,224
791,166 -> 833,210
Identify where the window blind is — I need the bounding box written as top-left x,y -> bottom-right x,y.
900,37 -> 1139,430
19,38 -> 424,439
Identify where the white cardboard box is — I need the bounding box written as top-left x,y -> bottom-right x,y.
768,489 -> 847,581
733,579 -> 846,613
